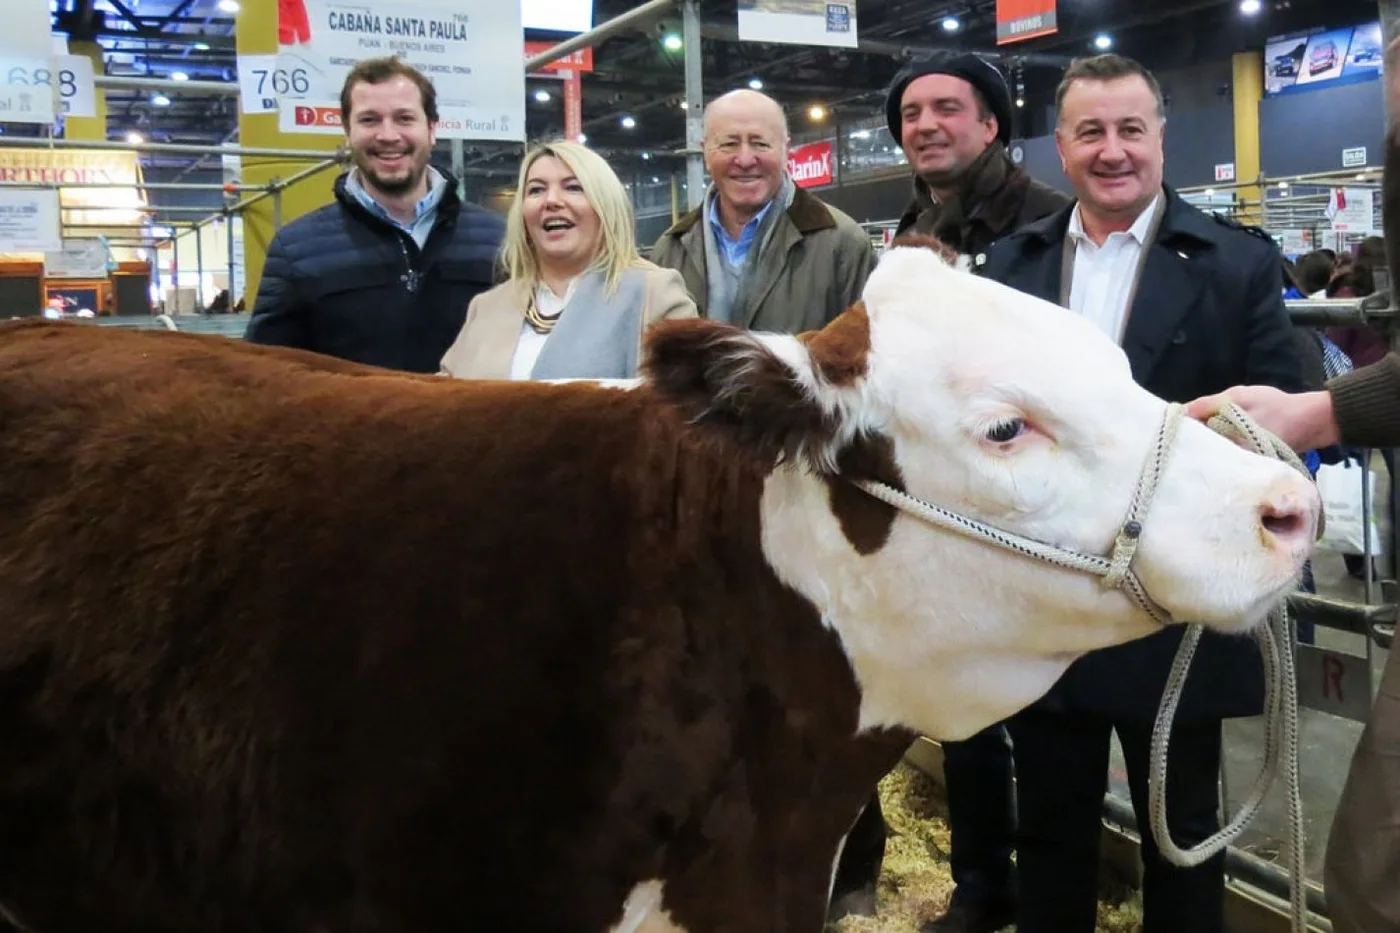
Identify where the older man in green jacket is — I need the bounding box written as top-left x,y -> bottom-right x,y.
651,89 -> 877,334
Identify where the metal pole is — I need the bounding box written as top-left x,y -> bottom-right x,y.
696,20 -> 1075,68
273,182 -> 283,230
171,234 -> 180,315
62,223 -> 197,231
60,205 -> 225,213
682,0 -> 704,210
95,75 -> 238,96
524,0 -> 675,72
226,213 -> 237,304
195,229 -> 205,312
450,139 -> 465,188
217,158 -> 339,223
0,136 -> 336,162
0,180 -> 263,192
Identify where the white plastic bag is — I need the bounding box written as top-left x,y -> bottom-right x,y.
1316,456 -> 1391,556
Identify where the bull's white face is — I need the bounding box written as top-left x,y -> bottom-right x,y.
659,245 -> 1318,741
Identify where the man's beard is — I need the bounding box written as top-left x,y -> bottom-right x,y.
354,148 -> 427,196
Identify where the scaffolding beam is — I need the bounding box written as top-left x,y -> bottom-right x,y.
0,180 -> 259,191
95,74 -> 238,96
0,136 -> 340,162
697,20 -> 1075,68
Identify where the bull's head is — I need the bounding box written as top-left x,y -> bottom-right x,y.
644,243 -> 1319,739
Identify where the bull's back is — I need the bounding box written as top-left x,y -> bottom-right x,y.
0,322 -> 758,931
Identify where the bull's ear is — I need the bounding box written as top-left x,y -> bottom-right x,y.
642,318 -> 847,471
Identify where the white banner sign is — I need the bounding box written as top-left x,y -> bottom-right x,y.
55,53 -> 97,118
44,237 -> 111,278
236,54 -> 281,114
0,188 -> 61,252
275,0 -> 525,140
1328,187 -> 1376,234
737,0 -> 858,48
1277,229 -> 1313,255
0,0 -> 57,124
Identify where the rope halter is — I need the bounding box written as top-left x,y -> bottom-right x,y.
849,400 -> 1314,933
851,402 -> 1188,627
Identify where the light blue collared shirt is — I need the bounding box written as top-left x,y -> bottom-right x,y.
707,194 -> 775,269
345,166 -> 447,250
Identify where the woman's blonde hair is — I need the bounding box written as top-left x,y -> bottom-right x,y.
499,140 -> 645,293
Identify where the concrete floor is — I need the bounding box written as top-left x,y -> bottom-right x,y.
1103,549 -> 1388,888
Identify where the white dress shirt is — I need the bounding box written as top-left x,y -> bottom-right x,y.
1066,194 -> 1162,343
509,278 -> 577,380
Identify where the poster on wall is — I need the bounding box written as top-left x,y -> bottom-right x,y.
1264,21 -> 1382,97
787,140 -> 834,188
275,0 -> 525,140
736,0 -> 858,49
0,147 -> 146,231
44,238 -> 111,278
0,188 -> 61,252
996,0 -> 1057,46
1328,187 -> 1377,233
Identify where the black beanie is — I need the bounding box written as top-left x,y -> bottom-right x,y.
884,50 -> 1014,147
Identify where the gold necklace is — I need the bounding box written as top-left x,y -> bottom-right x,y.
524,297 -> 564,334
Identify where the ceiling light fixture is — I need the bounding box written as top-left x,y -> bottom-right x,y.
533,89 -> 550,103
620,114 -> 636,129
941,17 -> 960,32
1093,34 -> 1113,50
748,77 -> 763,90
662,33 -> 682,51
808,104 -> 826,121
1239,0 -> 1262,14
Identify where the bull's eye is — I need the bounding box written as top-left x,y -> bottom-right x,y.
986,418 -> 1025,444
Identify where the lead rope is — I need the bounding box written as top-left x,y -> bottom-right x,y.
1148,405 -> 1309,933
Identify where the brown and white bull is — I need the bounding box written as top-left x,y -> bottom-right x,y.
0,243 -> 1315,933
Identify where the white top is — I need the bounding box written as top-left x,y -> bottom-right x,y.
1065,194 -> 1162,344
508,278 -> 576,380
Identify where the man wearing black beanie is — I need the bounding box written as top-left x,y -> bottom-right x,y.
886,50 -> 1068,260
831,50 -> 1071,933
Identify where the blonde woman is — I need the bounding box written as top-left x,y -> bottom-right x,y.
440,141 -> 696,380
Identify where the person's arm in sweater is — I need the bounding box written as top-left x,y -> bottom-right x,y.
1185,354 -> 1400,451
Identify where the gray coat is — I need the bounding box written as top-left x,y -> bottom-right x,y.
651,186 -> 878,334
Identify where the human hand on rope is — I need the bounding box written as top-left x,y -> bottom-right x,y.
1184,386 -> 1341,454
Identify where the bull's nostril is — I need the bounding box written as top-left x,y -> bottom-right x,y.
1262,512 -> 1303,537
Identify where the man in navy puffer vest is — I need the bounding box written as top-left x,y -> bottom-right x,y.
246,56 -> 503,373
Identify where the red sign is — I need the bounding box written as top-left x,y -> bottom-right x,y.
292,105 -> 341,128
787,140 -> 834,189
524,41 -> 594,75
996,0 -> 1057,45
